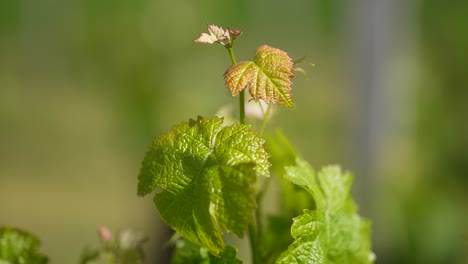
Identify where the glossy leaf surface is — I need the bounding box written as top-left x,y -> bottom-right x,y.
138,117 -> 269,255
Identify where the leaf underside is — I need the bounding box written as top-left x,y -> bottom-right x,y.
276,158 -> 374,264
138,117 -> 270,255
224,45 -> 295,107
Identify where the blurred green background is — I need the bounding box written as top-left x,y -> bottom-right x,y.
1,0 -> 467,263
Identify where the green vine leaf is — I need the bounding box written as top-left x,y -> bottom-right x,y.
0,227 -> 48,264
276,158 -> 375,264
224,45 -> 295,107
137,117 -> 270,255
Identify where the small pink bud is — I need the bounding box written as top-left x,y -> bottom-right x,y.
98,226 -> 113,242
228,29 -> 243,39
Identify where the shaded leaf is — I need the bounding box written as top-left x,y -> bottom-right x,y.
224,45 -> 295,107
138,117 -> 270,255
171,238 -> 210,264
171,238 -> 241,264
264,130 -> 297,178
276,158 -> 374,264
211,246 -> 242,264
262,215 -> 293,263
265,131 -> 315,218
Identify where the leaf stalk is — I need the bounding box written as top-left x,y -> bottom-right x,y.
226,46 -> 246,125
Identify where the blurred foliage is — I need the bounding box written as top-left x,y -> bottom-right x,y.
277,159 -> 374,264
0,227 -> 48,264
80,227 -> 146,264
389,1 -> 468,263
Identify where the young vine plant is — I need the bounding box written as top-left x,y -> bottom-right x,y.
137,24 -> 375,264
0,24 -> 375,264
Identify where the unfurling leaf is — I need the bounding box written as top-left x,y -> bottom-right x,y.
138,117 -> 270,255
224,45 -> 295,107
194,24 -> 227,44
276,158 -> 375,264
194,24 -> 243,45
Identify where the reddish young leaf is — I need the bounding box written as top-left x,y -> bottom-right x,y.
224,45 -> 295,107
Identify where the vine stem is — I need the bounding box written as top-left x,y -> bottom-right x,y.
226,46 -> 246,125
226,44 -> 259,264
259,103 -> 272,137
239,90 -> 245,124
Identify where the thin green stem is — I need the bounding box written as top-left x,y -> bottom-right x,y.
263,230 -> 292,264
248,224 -> 261,264
255,199 -> 263,258
255,176 -> 271,261
226,45 -> 237,65
226,46 -> 246,124
259,103 -> 272,137
239,90 -> 245,124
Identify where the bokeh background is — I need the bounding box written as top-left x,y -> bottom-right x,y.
1,0 -> 467,263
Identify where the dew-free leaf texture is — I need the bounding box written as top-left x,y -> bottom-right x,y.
276,158 -> 374,264
0,227 -> 48,264
138,117 -> 270,255
224,45 -> 295,107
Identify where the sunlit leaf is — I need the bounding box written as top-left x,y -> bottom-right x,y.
224,45 -> 295,107
138,117 -> 270,255
276,158 -> 375,264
